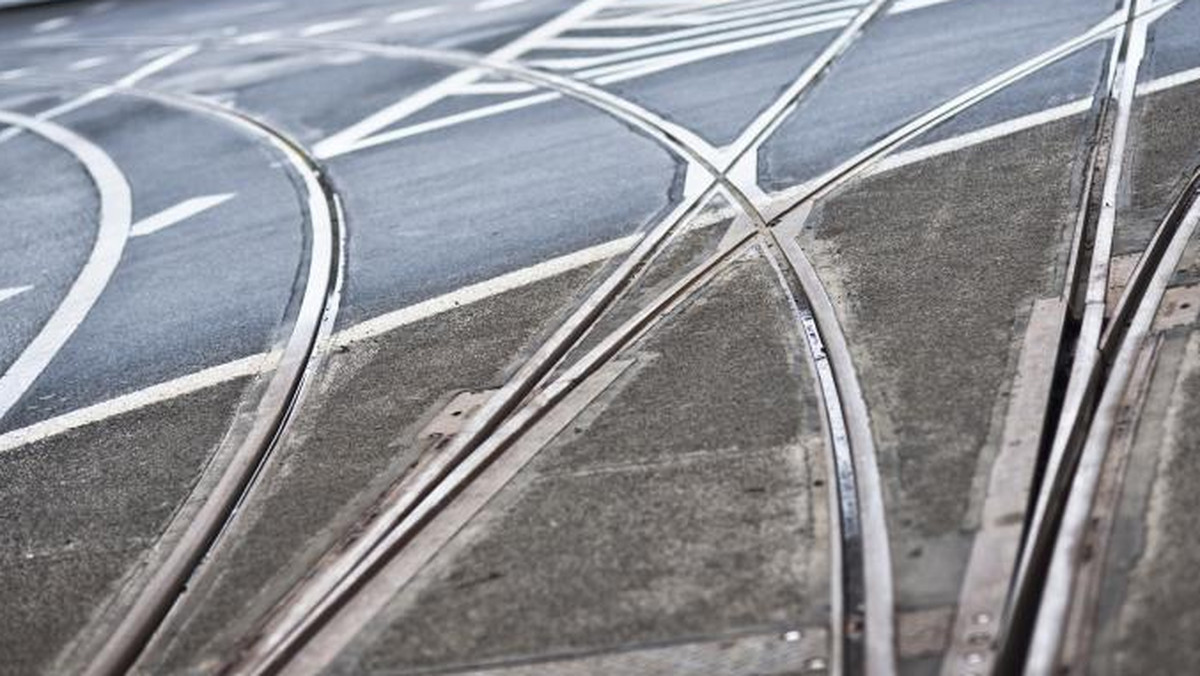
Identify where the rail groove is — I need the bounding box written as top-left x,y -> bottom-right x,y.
0,2 -> 1158,671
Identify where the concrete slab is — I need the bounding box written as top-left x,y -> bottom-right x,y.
793,113 -> 1092,668
324,251 -> 830,674
0,377 -> 249,676
137,263 -> 612,674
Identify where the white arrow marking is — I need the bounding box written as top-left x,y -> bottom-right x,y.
130,193 -> 235,237
0,286 -> 33,305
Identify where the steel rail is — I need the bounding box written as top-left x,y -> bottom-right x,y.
202,3 -> 899,671
0,77 -> 349,676
1025,174 -> 1200,676
995,3 -> 1183,670
2,2 -> 1142,670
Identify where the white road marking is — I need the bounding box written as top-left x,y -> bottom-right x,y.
868,98 -> 1095,175
0,353 -> 275,454
312,0 -> 858,157
300,18 -> 366,37
325,91 -> 559,156
234,30 -> 282,45
1137,64 -> 1200,95
87,1 -> 117,14
386,7 -> 443,24
33,17 -> 73,33
540,0 -> 864,50
313,0 -> 613,159
0,234 -> 640,453
0,45 -> 198,147
888,0 -> 956,13
529,8 -> 858,70
0,286 -> 33,305
0,109 -> 132,425
475,0 -> 531,10
67,56 -> 110,71
130,193 -> 236,237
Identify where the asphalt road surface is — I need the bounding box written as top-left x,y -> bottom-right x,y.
1,0 -> 1198,674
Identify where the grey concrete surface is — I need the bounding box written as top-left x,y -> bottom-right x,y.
1,0 -> 1200,673
136,263 -> 613,674
1117,81 -> 1200,256
795,112 -> 1092,664
325,251 -> 829,674
0,376 -> 249,676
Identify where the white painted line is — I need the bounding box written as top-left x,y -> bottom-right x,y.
67,56 -> 110,71
1137,64 -> 1200,95
0,233 -> 641,453
530,9 -> 858,70
456,80 -> 539,95
323,91 -> 559,157
0,285 -> 33,305
312,0 -> 613,159
585,16 -> 850,83
335,234 -> 640,346
869,98 -> 1095,175
475,0 -> 531,10
0,45 -> 198,148
888,0 -> 957,13
234,30 -> 283,45
33,17 -> 73,33
386,7 -> 443,24
0,353 -> 273,453
541,0 -> 864,51
299,18 -> 366,37
0,109 -> 132,425
116,44 -> 198,86
130,193 -> 236,237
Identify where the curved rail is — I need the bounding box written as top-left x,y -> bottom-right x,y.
8,87 -> 350,676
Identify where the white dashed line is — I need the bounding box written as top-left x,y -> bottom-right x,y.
386,7 -> 443,24
475,0 -> 532,11
67,56 -> 110,71
33,16 -> 73,33
234,30 -> 283,45
130,193 -> 236,237
300,18 -> 366,37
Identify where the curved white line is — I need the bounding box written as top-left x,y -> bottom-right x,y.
0,109 -> 132,424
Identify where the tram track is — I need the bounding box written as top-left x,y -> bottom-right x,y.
0,76 -> 349,676
0,1 -> 1172,672
157,2 -> 901,673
